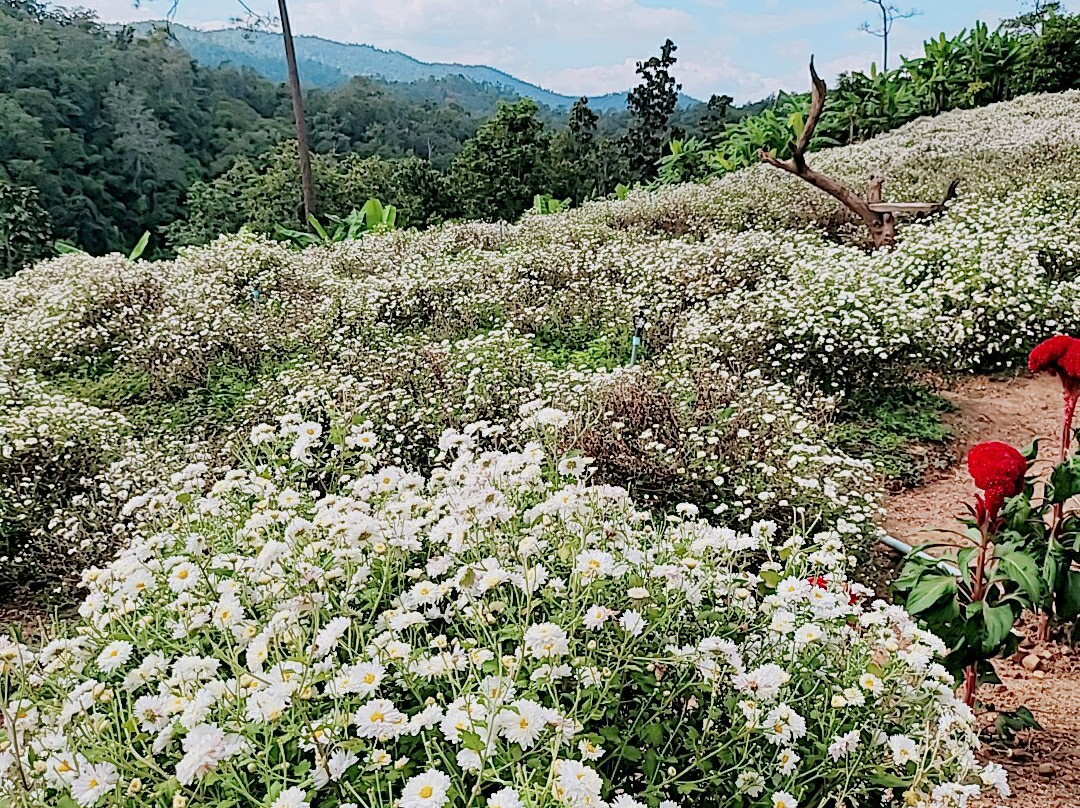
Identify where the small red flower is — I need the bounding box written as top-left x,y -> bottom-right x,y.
1029,335 -> 1080,395
807,576 -> 828,589
967,441 -> 1027,524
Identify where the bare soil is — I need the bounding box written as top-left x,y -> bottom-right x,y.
883,373 -> 1080,808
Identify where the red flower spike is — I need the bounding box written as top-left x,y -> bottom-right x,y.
1029,335 -> 1080,395
967,441 -> 1027,524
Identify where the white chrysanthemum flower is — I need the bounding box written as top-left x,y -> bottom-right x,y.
95,641 -> 133,674
522,622 -> 570,658
175,724 -> 246,785
619,609 -> 646,637
487,786 -> 524,808
399,769 -> 452,808
771,790 -> 798,808
888,734 -> 919,766
70,761 -> 118,807
269,786 -> 310,808
353,698 -> 407,741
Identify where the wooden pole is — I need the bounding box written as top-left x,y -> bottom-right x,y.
277,0 -> 316,223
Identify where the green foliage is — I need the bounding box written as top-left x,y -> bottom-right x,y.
449,99 -> 554,222
275,199 -> 398,249
989,706 -> 1042,746
832,386 -> 954,488
305,75 -> 484,171
656,9 -> 1080,187
1027,10 -> 1080,93
126,230 -> 151,261
170,144 -> 445,245
531,194 -> 571,215
896,434 -> 1080,694
548,98 -> 627,203
894,540 -> 1033,680
0,182 -> 51,277
0,3 -> 289,255
656,93 -> 840,184
656,138 -> 712,185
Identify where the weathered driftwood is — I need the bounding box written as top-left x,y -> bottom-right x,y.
759,58 -> 960,249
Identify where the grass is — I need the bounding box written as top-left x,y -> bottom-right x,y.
48,359 -> 285,434
832,385 -> 956,489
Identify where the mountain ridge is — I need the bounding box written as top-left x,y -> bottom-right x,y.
118,21 -> 698,112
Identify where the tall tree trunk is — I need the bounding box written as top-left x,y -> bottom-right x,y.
881,2 -> 889,70
278,0 -> 316,223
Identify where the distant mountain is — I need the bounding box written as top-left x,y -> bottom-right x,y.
118,22 -> 696,113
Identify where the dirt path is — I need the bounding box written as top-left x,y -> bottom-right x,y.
883,373 -> 1080,808
885,373 -> 1064,552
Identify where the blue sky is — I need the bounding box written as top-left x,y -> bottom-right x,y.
83,0 -> 1024,101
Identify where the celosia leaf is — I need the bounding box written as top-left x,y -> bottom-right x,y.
904,574 -> 957,614
980,602 -> 1015,652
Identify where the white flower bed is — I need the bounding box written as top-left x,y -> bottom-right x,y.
2,93 -> 1080,586
0,424 -> 1003,808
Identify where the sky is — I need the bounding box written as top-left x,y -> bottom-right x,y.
79,0 -> 1025,101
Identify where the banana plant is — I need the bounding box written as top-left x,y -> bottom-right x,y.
656,138 -> 712,185
276,198 -> 397,249
359,197 -> 397,232
531,194 -> 572,215
55,231 -> 151,261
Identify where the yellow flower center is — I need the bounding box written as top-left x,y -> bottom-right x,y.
419,786 -> 433,799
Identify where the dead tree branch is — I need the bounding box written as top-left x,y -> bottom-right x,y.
759,58 -> 959,250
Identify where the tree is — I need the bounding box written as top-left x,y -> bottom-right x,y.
1025,7 -> 1080,93
859,0 -> 922,70
623,39 -> 681,181
136,0 -> 317,223
699,93 -> 733,141
0,182 -> 51,277
551,97 -> 605,203
449,99 -> 552,222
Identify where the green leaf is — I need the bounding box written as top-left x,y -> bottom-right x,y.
639,723 -> 663,747
1057,570 -> 1080,621
997,551 -> 1043,603
980,602 -> 1015,651
127,230 -> 151,261
459,729 -> 485,752
54,240 -> 84,255
868,770 -> 912,788
307,215 -> 330,242
904,574 -> 956,614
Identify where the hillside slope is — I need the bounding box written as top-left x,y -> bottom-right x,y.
2,91 -> 1079,591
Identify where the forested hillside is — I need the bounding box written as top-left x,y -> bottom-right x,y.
2,0 -> 1079,279
120,21 -> 643,111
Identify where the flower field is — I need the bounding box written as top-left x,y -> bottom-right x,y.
2,90 -> 1080,808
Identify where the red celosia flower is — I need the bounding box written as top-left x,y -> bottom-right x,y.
1029,335 -> 1080,395
1029,335 -> 1080,462
967,441 -> 1027,524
